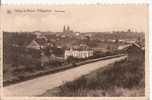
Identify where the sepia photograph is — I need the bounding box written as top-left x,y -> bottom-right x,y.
1,5 -> 148,98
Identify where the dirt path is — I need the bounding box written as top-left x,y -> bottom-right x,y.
2,56 -> 127,97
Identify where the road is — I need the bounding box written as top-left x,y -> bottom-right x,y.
2,56 -> 127,97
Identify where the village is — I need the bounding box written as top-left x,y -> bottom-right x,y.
3,25 -> 145,87
2,24 -> 146,97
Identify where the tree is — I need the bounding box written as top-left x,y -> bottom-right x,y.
67,56 -> 77,64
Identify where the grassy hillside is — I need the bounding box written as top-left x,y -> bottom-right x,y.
42,57 -> 145,96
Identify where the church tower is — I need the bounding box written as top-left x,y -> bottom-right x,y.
67,26 -> 70,32
63,25 -> 66,33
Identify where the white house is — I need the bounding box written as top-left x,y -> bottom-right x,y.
64,48 -> 93,59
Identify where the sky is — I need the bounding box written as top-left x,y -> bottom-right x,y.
1,5 -> 148,33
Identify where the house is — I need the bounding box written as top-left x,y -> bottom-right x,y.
26,36 -> 49,50
26,38 -> 65,66
26,37 -> 55,66
118,44 -> 131,50
26,40 -> 42,50
34,31 -> 48,41
64,45 -> 93,59
119,43 -> 144,61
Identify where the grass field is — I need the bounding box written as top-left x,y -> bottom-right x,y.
41,57 -> 145,97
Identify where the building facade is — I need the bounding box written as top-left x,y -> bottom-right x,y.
64,48 -> 93,59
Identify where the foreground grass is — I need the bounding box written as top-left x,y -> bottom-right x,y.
41,58 -> 145,97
